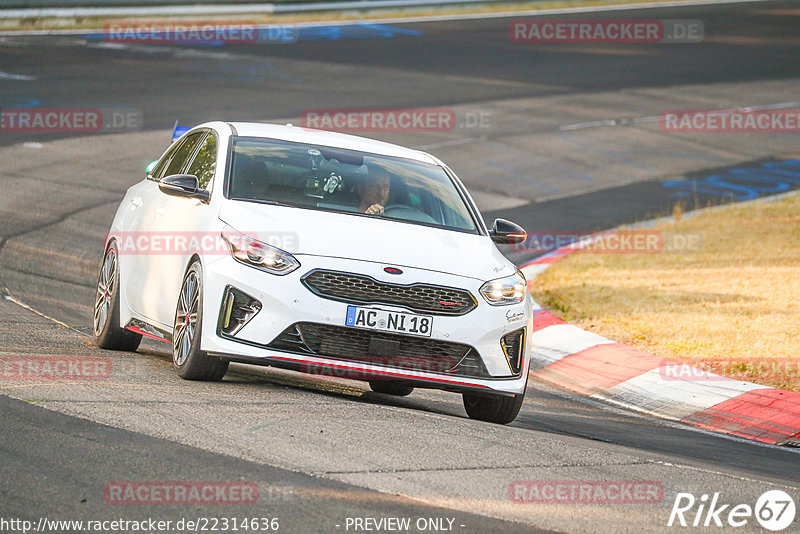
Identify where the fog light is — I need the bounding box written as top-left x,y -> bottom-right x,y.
501,328 -> 526,376
219,286 -> 262,337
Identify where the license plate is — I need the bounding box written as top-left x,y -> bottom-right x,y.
345,305 -> 433,337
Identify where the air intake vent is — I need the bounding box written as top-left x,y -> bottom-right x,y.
218,286 -> 262,337
268,322 -> 489,378
501,328 -> 525,376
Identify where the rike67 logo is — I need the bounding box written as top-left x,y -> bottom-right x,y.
668,490 -> 795,531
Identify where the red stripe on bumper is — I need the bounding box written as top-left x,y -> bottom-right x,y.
268,355 -> 490,389
126,326 -> 170,343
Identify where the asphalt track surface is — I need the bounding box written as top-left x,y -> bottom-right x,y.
1,1 -> 800,533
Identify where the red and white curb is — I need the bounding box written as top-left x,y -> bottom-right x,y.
521,247 -> 800,445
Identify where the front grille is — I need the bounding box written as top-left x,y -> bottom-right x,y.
268,322 -> 489,378
301,269 -> 476,315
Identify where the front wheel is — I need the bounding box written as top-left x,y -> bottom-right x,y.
463,388 -> 526,424
172,261 -> 228,381
93,241 -> 142,351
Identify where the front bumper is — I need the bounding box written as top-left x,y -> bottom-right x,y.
200,254 -> 532,395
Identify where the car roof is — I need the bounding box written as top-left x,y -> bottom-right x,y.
220,121 -> 438,165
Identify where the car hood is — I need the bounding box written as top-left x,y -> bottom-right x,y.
218,202 -> 515,281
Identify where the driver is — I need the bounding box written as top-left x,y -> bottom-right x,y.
357,166 -> 391,215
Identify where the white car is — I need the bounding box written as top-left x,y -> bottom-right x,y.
93,121 -> 532,424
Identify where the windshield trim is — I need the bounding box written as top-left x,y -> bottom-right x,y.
223,135 -> 482,235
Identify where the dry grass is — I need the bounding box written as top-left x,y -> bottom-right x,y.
531,192 -> 800,391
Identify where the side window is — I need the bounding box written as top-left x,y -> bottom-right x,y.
186,134 -> 217,189
162,132 -> 205,178
149,142 -> 181,180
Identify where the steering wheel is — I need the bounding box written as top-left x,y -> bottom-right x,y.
382,204 -> 438,224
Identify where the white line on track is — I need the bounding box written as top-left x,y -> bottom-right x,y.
0,70 -> 35,81
655,460 -> 800,486
2,293 -> 88,337
87,41 -> 242,60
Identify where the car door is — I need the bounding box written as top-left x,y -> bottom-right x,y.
121,131 -> 206,325
149,131 -> 220,327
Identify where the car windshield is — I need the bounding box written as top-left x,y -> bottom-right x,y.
226,137 -> 478,233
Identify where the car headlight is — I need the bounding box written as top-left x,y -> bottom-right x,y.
480,270 -> 526,306
221,226 -> 300,275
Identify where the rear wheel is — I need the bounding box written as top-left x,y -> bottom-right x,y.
368,380 -> 414,396
172,261 -> 228,381
93,242 -> 142,351
463,381 -> 526,425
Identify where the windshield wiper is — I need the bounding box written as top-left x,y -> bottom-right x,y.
229,198 -> 295,207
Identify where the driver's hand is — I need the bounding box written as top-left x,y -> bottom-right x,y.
365,204 -> 384,215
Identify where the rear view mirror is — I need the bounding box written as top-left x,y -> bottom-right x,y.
490,218 -> 526,245
159,174 -> 210,203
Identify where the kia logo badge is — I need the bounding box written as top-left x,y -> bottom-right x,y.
384,267 -> 403,275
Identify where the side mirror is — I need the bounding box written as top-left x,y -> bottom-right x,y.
490,218 -> 526,245
159,174 -> 210,203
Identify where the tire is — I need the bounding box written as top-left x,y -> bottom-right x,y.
463,380 -> 527,425
172,261 -> 229,381
368,380 -> 414,396
93,241 -> 142,351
